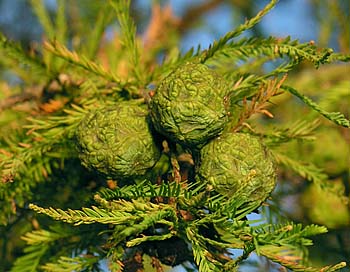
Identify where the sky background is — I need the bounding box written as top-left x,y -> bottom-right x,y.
174,0 -> 319,51
0,0 -> 323,50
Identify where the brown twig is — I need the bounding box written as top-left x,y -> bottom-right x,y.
232,75 -> 287,132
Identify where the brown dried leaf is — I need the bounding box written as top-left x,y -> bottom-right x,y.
233,75 -> 287,131
39,98 -> 68,113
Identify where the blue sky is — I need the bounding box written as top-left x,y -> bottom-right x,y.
183,0 -> 318,52
134,0 -> 320,53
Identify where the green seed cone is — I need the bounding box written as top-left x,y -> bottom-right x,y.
150,62 -> 230,148
75,101 -> 161,181
198,133 -> 276,203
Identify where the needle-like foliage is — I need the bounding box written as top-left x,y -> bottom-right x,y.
0,1 -> 349,271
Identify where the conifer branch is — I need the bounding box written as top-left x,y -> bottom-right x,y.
10,244 -> 49,272
321,262 -> 348,272
217,221 -> 329,270
55,0 -> 67,44
41,256 -> 100,272
217,37 -> 333,68
20,225 -> 77,245
0,139 -> 71,183
271,151 -> 328,183
255,223 -> 327,247
0,33 -> 49,78
30,0 -> 56,40
29,204 -> 138,225
97,180 -> 204,201
109,0 -> 145,84
329,53 -> 350,62
260,246 -> 346,272
1,105 -> 86,182
200,0 -> 278,62
10,223 -> 107,271
29,202 -> 176,226
126,232 -> 175,247
261,119 -> 320,146
318,80 -> 350,111
282,85 -> 350,127
186,227 -> 221,272
1,2 -> 349,271
43,41 -> 129,88
83,6 -> 113,59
